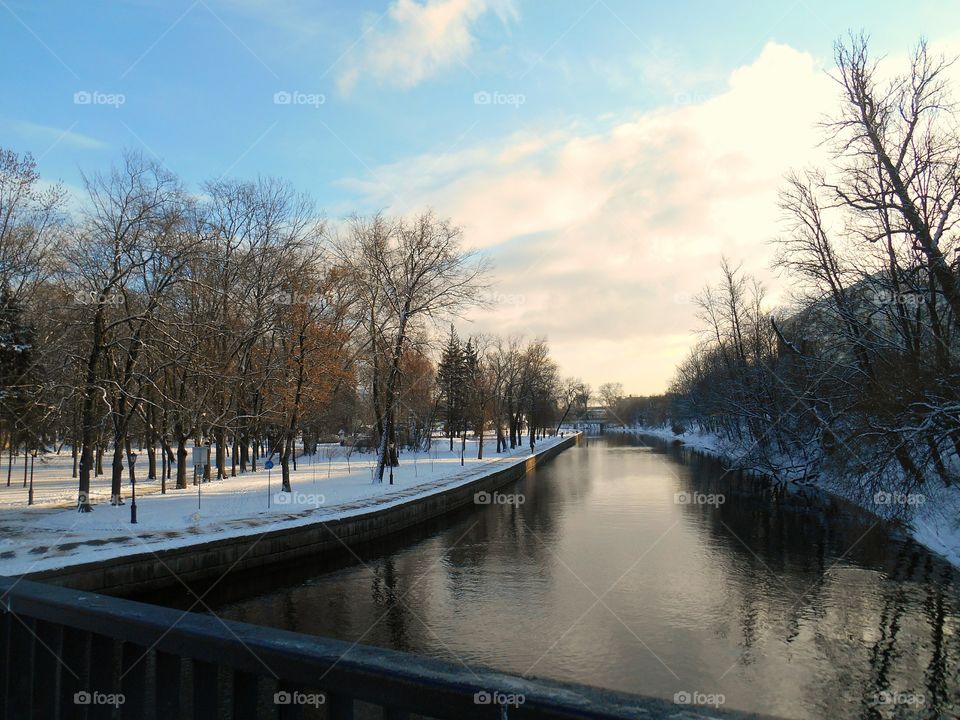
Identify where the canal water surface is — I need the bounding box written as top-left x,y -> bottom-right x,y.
190,434 -> 959,718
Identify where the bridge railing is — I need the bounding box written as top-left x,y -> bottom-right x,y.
0,575 -> 750,719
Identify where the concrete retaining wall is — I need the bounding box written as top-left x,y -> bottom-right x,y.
26,434 -> 580,596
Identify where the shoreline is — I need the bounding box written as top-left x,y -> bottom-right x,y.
17,434 -> 581,595
621,426 -> 960,568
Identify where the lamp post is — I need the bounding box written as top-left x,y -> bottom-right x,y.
389,442 -> 395,485
205,439 -> 212,482
28,448 -> 36,506
199,414 -> 207,482
265,458 -> 274,508
128,452 -> 138,523
161,436 -> 169,494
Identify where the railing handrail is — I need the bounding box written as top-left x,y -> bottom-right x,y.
0,575 -> 763,718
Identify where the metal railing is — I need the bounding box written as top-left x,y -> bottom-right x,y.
0,576 -> 756,719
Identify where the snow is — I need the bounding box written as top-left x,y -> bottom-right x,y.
0,435 -> 569,577
622,425 -> 960,568
626,426 -> 724,456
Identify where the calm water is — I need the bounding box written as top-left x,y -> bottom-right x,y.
192,435 -> 960,719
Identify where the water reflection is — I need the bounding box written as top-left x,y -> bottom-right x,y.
197,435 -> 959,719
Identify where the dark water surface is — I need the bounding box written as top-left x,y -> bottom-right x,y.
180,435 -> 959,718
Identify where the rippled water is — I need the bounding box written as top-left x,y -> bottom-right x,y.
189,435 -> 960,718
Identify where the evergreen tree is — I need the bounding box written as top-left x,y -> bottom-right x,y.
462,336 -> 480,430
437,325 -> 466,451
0,286 -> 37,467
459,337 -> 479,461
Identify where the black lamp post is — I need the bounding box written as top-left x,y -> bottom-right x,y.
389,442 -> 395,485
28,448 -> 36,506
129,452 -> 138,523
161,436 -> 169,494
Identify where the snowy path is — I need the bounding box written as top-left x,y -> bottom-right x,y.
0,436 -> 568,577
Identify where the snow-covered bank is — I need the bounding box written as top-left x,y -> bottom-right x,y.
619,425 -> 960,567
0,435 -> 572,577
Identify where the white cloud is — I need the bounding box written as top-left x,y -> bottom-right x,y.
338,0 -> 517,92
15,122 -> 107,151
337,40 -> 957,394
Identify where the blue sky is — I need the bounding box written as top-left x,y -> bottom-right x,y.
2,0 -> 958,392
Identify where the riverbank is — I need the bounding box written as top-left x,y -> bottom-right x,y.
2,434 -> 578,594
623,425 -> 960,567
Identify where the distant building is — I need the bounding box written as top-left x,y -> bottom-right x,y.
565,406 -> 616,434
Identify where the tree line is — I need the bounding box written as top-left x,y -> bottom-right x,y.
0,149 -> 578,510
660,36 -> 960,511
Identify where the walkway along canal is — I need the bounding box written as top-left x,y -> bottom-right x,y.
172,433 -> 960,719
26,435 -> 578,595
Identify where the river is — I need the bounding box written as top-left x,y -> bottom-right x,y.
185,434 -> 959,718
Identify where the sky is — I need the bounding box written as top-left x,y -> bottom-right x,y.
2,0 -> 959,394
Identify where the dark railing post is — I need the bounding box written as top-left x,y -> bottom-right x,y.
0,611 -> 10,720
121,642 -> 148,717
32,619 -> 61,718
88,634 -> 115,720
328,693 -> 355,720
155,651 -> 182,718
276,681 -> 304,720
59,627 -> 89,720
7,615 -> 35,717
193,658 -> 218,719
231,669 -> 259,720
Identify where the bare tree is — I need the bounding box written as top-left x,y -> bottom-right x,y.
597,382 -> 623,414
68,152 -> 191,510
337,212 -> 486,483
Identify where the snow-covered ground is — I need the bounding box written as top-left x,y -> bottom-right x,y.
0,435 -> 569,577
622,425 -> 960,567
